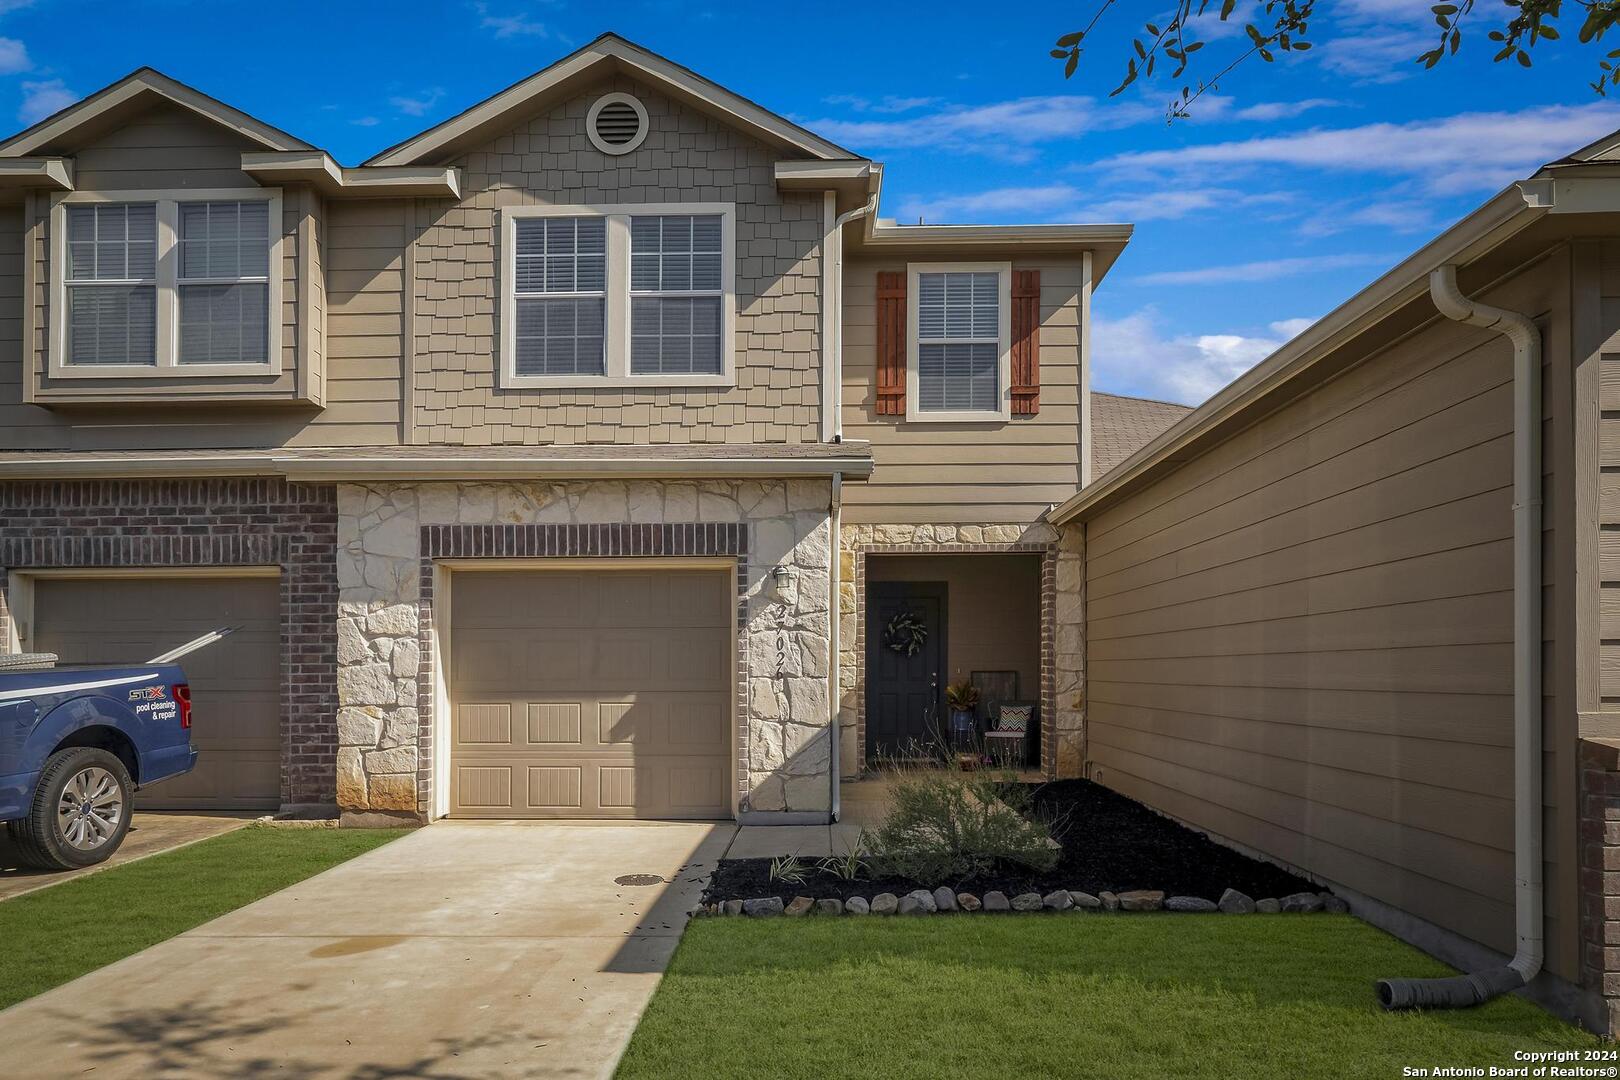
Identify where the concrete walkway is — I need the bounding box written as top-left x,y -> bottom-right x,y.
0,811 -> 256,902
0,819 -> 735,1079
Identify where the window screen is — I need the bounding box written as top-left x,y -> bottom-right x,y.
65,203 -> 157,366
916,271 -> 1000,412
177,201 -> 271,365
629,214 -> 723,375
512,216 -> 606,376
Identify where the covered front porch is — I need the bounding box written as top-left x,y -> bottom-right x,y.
859,551 -> 1046,773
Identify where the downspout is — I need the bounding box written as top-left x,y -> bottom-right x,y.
829,192 -> 878,443
1377,264 -> 1543,1009
829,472 -> 843,822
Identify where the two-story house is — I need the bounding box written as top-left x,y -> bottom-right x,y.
0,34 -> 1181,825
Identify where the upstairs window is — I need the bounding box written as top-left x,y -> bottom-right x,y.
512,216 -> 606,376
65,203 -> 157,366
630,214 -> 723,376
500,203 -> 734,388
51,190 -> 283,378
906,263 -> 1011,421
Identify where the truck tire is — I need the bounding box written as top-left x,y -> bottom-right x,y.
8,746 -> 134,870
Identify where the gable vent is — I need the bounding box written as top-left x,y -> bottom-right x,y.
586,93 -> 649,155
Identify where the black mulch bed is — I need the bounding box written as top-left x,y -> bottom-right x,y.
703,779 -> 1317,906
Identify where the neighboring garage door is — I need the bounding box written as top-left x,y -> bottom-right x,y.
449,568 -> 731,819
32,575 -> 282,811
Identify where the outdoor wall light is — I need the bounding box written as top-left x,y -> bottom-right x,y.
772,566 -> 795,591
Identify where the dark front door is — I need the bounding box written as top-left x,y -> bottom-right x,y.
865,582 -> 947,762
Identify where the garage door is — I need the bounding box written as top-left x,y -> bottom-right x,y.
449,568 -> 731,819
32,575 -> 281,811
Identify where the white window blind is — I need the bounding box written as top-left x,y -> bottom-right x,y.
177,201 -> 271,365
65,203 -> 157,366
916,271 -> 1000,412
512,216 -> 606,376
629,214 -> 723,375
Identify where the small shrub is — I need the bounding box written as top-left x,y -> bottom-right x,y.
868,768 -> 1061,883
768,853 -> 810,885
817,830 -> 870,881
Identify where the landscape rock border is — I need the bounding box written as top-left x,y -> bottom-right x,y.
693,886 -> 1350,919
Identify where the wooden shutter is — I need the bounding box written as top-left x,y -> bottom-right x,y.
1011,269 -> 1040,415
875,271 -> 906,416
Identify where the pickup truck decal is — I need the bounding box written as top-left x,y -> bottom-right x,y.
0,672 -> 159,703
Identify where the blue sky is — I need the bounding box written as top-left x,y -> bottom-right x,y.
1,0 -> 1612,405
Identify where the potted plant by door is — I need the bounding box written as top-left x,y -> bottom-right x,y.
945,680 -> 980,763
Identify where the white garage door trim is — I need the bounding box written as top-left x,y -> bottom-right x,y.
432,558 -> 739,821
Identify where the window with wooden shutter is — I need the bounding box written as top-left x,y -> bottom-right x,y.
1010,269 -> 1040,415
875,270 -> 906,415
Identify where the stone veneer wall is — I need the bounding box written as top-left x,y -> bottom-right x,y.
836,521 -> 1082,778
336,479 -> 834,820
0,478 -> 340,809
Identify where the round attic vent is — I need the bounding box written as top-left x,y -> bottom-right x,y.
587,92 -> 649,155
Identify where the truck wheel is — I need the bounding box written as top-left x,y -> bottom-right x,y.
8,747 -> 134,870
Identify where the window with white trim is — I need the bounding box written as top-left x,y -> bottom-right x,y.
906,263 -> 1011,421
65,203 -> 157,366
177,201 -> 271,365
630,214 -> 723,375
51,190 -> 282,377
500,203 -> 734,388
512,216 -> 606,376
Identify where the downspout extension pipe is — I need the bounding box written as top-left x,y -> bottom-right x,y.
1378,264 -> 1544,1010
829,193 -> 878,444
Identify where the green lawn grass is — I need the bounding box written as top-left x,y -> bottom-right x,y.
0,824 -> 407,1011
617,915 -> 1599,1080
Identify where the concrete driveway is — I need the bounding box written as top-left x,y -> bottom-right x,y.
0,819 -> 735,1079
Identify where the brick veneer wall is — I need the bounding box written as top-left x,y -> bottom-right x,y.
1581,736 -> 1620,1033
0,478 -> 339,808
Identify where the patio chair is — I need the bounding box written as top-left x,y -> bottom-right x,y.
984,700 -> 1036,769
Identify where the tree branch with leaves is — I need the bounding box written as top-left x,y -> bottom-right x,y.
1051,0 -> 1620,121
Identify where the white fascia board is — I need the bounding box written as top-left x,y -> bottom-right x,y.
1515,175 -> 1620,213
276,455 -> 877,482
1048,184 -> 1542,526
240,152 -> 461,198
0,452 -> 876,482
0,157 -> 73,190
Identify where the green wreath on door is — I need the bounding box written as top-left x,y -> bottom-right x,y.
884,610 -> 929,657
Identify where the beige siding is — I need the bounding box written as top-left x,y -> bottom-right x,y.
289,198 -> 405,445
1076,254 -> 1576,979
408,75 -> 822,445
0,102 -> 361,447
1591,243 -> 1620,709
840,256 -> 1084,524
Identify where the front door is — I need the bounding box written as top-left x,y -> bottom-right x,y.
865,582 -> 947,762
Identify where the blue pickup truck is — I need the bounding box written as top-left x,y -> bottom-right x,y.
0,630 -> 228,870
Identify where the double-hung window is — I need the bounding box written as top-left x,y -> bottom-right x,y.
906,262 -> 1011,421
500,203 -> 733,388
51,190 -> 282,377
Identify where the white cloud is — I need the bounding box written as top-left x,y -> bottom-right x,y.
895,183 -> 1293,225
390,88 -> 445,117
18,78 -> 75,125
0,38 -> 30,76
822,94 -> 939,114
481,12 -> 547,38
1093,308 -> 1314,405
799,96 -> 1157,161
351,115 -> 381,127
1233,98 -> 1339,122
1132,251 -> 1398,287
1100,104 -> 1620,193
